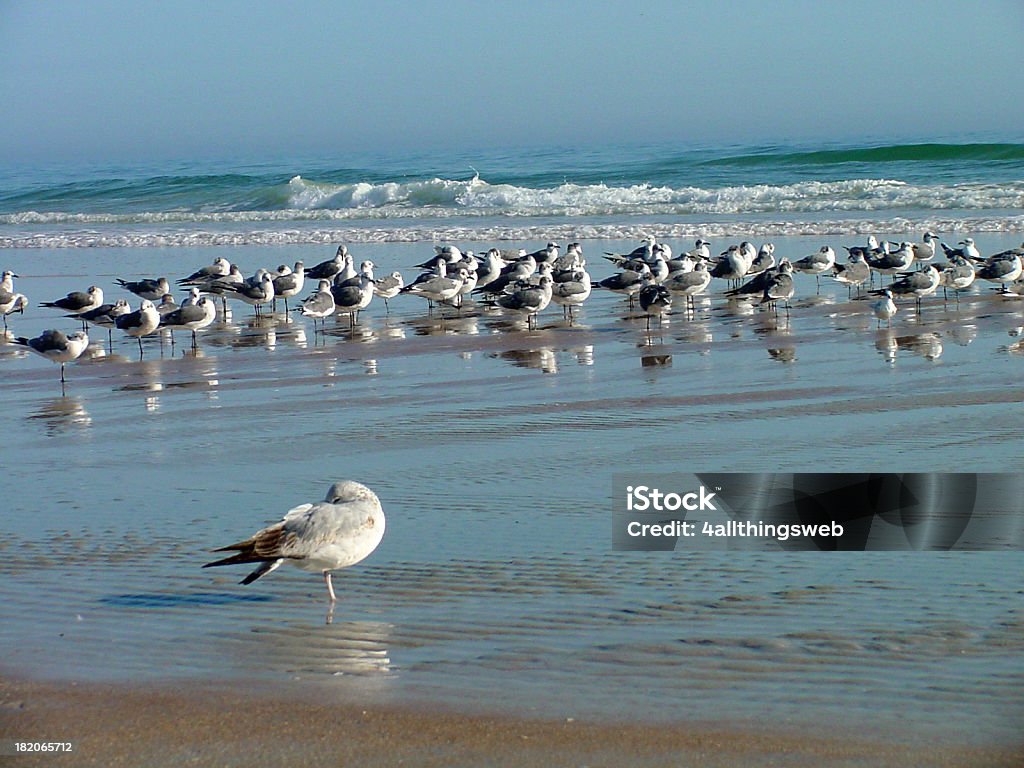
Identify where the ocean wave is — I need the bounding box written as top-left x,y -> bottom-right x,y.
3,178 -> 1023,226
704,142 -> 1024,167
3,216 -> 1023,249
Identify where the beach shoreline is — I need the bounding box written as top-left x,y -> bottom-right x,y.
2,674 -> 1021,768
2,239 -> 1023,764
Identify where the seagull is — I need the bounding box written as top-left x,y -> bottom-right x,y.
414,245 -> 462,270
885,264 -> 941,313
760,260 -> 795,315
605,237 -> 656,265
71,298 -> 131,346
115,299 -> 161,356
401,268 -> 467,311
307,246 -> 349,281
550,269 -> 592,321
673,238 -> 711,270
747,243 -> 776,276
976,252 -> 1023,291
178,257 -> 231,286
159,295 -> 217,349
156,293 -> 179,317
0,287 -> 28,330
638,279 -> 672,330
331,264 -> 376,328
272,261 -> 305,312
982,242 -> 1024,263
496,274 -> 553,329
871,289 -> 897,328
939,257 -> 976,304
665,261 -> 712,312
221,272 -> 276,316
845,235 -> 882,261
453,262 -> 478,306
372,272 -> 404,312
195,264 -> 244,312
41,286 -> 104,328
597,263 -> 650,306
474,248 -> 508,292
115,276 -> 170,301
792,246 -> 836,292
833,252 -> 872,298
619,250 -> 669,283
940,238 -> 981,262
724,263 -> 778,301
710,245 -> 750,287
297,279 -> 336,332
203,480 -> 385,609
473,258 -> 534,297
196,264 -> 244,293
522,242 -> 560,266
552,242 -> 584,271
910,231 -> 939,266
14,329 -> 90,382
867,242 -> 915,278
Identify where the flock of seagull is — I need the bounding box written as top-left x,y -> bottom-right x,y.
3,232 -> 1023,382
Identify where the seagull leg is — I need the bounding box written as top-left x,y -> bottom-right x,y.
324,571 -> 337,602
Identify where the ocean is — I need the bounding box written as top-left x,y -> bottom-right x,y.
1,137 -> 1022,753
2,138 -> 1023,248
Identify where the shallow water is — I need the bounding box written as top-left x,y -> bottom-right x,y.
1,236 -> 1022,746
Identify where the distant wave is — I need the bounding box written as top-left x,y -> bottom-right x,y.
4,177 -> 1022,227
703,142 -> 1024,168
3,215 -> 1023,249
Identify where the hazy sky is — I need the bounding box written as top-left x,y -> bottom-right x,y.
1,1 -> 1022,163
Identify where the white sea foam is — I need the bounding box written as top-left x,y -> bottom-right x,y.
3,177 -> 1022,229
3,216 -> 1023,249
3,174 -> 1022,248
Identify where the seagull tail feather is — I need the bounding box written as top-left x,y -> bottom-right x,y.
240,559 -> 284,585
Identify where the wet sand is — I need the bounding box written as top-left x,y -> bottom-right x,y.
2,675 -> 1020,768
2,237 -> 1024,764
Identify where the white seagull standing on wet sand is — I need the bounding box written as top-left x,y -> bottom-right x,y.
792,246 -> 836,292
871,289 -> 897,328
0,274 -> 28,329
14,329 -> 90,382
203,481 -> 385,607
115,299 -> 161,356
160,295 -> 217,349
297,279 -> 336,331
